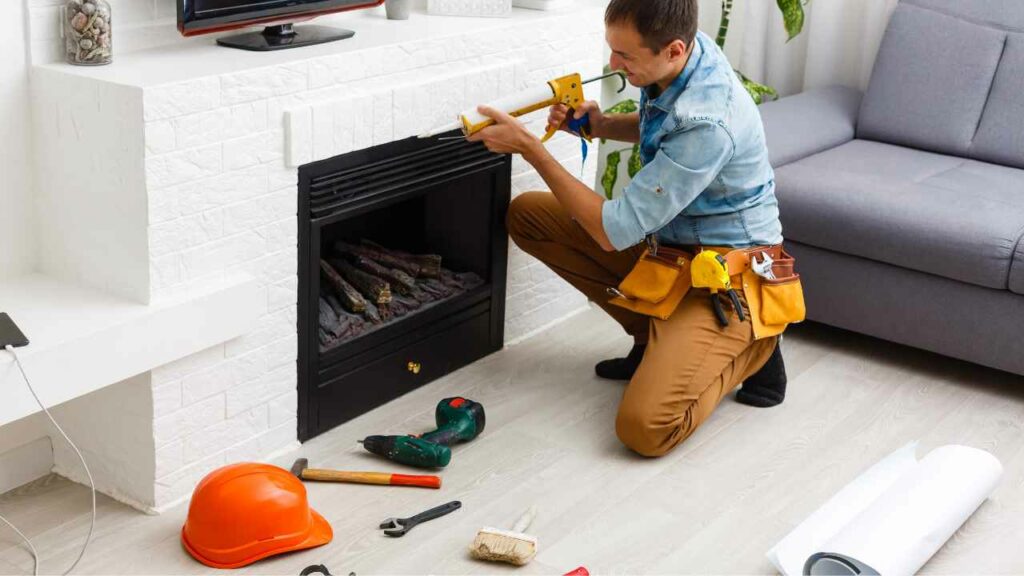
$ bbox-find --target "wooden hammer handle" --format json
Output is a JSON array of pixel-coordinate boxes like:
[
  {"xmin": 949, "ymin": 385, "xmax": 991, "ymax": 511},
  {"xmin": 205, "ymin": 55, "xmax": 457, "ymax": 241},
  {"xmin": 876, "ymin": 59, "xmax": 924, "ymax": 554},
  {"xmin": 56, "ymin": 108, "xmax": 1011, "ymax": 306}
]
[{"xmin": 302, "ymin": 469, "xmax": 441, "ymax": 489}]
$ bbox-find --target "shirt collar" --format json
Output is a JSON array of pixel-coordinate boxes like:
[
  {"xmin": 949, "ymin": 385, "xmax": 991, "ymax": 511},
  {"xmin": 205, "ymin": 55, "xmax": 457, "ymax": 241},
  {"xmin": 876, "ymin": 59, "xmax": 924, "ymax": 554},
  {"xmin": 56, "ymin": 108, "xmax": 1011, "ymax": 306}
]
[{"xmin": 644, "ymin": 34, "xmax": 704, "ymax": 113}]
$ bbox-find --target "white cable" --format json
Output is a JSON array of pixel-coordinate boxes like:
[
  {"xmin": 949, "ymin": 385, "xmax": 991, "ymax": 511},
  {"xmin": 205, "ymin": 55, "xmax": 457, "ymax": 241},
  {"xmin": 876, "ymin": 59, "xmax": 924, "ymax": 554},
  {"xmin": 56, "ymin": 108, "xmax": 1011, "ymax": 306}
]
[{"xmin": 2, "ymin": 345, "xmax": 96, "ymax": 575}]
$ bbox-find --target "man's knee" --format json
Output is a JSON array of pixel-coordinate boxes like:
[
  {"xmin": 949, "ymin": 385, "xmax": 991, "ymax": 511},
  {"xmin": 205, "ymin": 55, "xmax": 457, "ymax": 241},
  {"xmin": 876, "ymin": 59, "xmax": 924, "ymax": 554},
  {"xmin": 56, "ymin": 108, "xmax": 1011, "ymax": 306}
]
[
  {"xmin": 615, "ymin": 401, "xmax": 696, "ymax": 458},
  {"xmin": 506, "ymin": 191, "xmax": 553, "ymax": 243}
]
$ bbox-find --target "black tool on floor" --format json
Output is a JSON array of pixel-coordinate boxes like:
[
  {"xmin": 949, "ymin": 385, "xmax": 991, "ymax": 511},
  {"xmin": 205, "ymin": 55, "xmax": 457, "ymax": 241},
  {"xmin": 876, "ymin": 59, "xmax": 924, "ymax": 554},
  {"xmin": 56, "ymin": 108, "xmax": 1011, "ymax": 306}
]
[
  {"xmin": 379, "ymin": 500, "xmax": 462, "ymax": 537},
  {"xmin": 0, "ymin": 313, "xmax": 30, "ymax": 348},
  {"xmin": 299, "ymin": 565, "xmax": 354, "ymax": 576}
]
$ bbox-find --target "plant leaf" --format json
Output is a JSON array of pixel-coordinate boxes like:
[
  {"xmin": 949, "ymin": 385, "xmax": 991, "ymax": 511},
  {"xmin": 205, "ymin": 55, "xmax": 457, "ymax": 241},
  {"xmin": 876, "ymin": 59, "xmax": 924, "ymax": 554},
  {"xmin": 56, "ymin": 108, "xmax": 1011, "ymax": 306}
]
[
  {"xmin": 776, "ymin": 0, "xmax": 805, "ymax": 41},
  {"xmin": 602, "ymin": 150, "xmax": 621, "ymax": 200},
  {"xmin": 604, "ymin": 99, "xmax": 638, "ymax": 115},
  {"xmin": 627, "ymin": 144, "xmax": 643, "ymax": 179},
  {"xmin": 736, "ymin": 70, "xmax": 779, "ymax": 105}
]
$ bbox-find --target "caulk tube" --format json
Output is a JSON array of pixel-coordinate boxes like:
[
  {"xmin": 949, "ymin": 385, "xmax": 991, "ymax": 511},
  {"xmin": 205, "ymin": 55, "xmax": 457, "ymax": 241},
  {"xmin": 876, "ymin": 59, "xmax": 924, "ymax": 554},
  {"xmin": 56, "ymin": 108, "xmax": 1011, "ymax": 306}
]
[
  {"xmin": 459, "ymin": 84, "xmax": 555, "ymax": 133},
  {"xmin": 420, "ymin": 84, "xmax": 556, "ymax": 138}
]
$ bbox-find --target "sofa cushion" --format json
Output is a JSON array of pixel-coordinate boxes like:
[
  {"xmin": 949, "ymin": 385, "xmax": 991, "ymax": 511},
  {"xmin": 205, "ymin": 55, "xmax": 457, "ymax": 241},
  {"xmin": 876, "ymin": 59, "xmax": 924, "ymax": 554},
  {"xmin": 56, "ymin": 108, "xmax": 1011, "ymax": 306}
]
[
  {"xmin": 903, "ymin": 0, "xmax": 1024, "ymax": 30},
  {"xmin": 970, "ymin": 33, "xmax": 1024, "ymax": 170},
  {"xmin": 774, "ymin": 140, "xmax": 1024, "ymax": 290},
  {"xmin": 858, "ymin": 3, "xmax": 1005, "ymax": 157}
]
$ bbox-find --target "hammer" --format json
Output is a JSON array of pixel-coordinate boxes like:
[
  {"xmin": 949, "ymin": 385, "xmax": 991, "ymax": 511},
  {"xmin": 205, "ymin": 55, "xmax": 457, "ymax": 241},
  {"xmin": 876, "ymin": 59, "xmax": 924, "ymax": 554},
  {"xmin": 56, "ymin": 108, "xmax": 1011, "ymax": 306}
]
[{"xmin": 290, "ymin": 458, "xmax": 441, "ymax": 489}]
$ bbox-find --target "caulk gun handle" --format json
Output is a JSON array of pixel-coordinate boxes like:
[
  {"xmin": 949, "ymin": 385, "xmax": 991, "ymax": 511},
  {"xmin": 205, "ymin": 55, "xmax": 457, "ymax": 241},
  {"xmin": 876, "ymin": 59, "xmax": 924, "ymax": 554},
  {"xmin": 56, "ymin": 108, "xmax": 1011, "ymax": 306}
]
[
  {"xmin": 567, "ymin": 112, "xmax": 592, "ymax": 141},
  {"xmin": 542, "ymin": 112, "xmax": 592, "ymax": 144}
]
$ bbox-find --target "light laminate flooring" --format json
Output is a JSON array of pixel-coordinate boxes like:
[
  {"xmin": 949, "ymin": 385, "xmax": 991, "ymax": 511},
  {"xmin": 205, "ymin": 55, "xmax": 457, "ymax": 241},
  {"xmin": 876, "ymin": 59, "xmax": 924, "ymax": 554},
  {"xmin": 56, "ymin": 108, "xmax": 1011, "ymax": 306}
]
[{"xmin": 3, "ymin": 306, "xmax": 1024, "ymax": 575}]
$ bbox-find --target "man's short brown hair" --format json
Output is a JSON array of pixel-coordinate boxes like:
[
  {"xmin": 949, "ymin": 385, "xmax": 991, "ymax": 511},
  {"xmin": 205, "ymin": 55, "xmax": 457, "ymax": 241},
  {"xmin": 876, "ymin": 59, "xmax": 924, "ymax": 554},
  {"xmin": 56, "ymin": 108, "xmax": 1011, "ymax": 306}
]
[{"xmin": 605, "ymin": 0, "xmax": 699, "ymax": 54}]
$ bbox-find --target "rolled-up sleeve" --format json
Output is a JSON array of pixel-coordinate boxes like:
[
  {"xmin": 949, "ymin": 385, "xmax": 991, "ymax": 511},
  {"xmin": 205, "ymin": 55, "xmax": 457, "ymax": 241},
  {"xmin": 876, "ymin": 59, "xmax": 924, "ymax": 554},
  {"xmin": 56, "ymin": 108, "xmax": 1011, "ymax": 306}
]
[{"xmin": 601, "ymin": 122, "xmax": 734, "ymax": 250}]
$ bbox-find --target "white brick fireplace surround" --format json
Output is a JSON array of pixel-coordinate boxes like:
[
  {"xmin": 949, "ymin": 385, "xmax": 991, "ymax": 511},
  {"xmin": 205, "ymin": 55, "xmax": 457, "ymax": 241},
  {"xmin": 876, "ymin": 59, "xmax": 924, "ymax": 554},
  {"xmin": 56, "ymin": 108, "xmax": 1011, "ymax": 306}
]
[{"xmin": 1, "ymin": 2, "xmax": 606, "ymax": 512}]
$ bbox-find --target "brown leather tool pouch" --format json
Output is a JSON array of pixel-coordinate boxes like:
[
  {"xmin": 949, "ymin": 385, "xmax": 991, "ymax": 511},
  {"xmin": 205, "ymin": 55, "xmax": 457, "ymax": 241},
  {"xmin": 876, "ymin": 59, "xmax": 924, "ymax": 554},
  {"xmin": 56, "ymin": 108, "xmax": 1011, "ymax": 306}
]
[{"xmin": 608, "ymin": 246, "xmax": 691, "ymax": 321}]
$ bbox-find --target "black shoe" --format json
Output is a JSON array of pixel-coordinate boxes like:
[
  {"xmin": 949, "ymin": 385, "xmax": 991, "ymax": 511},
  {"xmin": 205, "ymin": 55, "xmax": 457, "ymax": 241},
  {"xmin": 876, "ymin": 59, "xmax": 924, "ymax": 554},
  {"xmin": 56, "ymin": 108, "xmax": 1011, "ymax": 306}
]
[
  {"xmin": 595, "ymin": 343, "xmax": 647, "ymax": 380},
  {"xmin": 736, "ymin": 342, "xmax": 787, "ymax": 407}
]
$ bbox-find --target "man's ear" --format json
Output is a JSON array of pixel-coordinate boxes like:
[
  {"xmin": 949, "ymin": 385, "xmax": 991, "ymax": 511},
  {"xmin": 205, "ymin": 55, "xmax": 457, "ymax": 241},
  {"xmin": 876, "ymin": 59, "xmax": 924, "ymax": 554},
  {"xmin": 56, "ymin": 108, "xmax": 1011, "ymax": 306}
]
[{"xmin": 666, "ymin": 39, "xmax": 689, "ymax": 63}]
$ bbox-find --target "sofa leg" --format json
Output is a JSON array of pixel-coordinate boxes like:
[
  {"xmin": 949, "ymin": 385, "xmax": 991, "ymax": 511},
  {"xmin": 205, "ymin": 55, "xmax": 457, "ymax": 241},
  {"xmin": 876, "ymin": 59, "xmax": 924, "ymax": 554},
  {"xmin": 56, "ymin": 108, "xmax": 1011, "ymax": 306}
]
[{"xmin": 736, "ymin": 340, "xmax": 787, "ymax": 407}]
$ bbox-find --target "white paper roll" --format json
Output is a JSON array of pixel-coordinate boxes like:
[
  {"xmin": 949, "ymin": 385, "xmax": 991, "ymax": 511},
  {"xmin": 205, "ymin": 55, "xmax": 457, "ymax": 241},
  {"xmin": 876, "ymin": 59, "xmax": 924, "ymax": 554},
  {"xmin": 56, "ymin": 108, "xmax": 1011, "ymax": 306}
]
[
  {"xmin": 768, "ymin": 443, "xmax": 1003, "ymax": 576},
  {"xmin": 460, "ymin": 84, "xmax": 555, "ymax": 128}
]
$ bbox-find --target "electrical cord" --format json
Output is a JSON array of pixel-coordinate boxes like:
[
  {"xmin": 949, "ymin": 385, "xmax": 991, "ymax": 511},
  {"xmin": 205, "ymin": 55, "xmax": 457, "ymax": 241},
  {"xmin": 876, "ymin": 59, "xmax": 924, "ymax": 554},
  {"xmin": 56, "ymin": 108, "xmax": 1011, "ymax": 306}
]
[{"xmin": 1, "ymin": 345, "xmax": 96, "ymax": 575}]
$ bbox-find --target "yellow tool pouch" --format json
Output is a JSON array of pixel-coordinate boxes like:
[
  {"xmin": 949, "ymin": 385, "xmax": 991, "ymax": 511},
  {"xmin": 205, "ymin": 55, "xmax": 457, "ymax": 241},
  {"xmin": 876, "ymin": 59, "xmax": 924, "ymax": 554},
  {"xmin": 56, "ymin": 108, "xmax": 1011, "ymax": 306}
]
[
  {"xmin": 608, "ymin": 247, "xmax": 691, "ymax": 321},
  {"xmin": 740, "ymin": 247, "xmax": 806, "ymax": 339}
]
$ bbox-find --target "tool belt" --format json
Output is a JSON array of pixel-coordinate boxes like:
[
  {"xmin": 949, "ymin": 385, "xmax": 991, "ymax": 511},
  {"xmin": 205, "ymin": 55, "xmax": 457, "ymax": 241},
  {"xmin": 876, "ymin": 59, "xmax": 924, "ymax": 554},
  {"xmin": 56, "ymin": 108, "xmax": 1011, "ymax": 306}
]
[{"xmin": 607, "ymin": 243, "xmax": 806, "ymax": 339}]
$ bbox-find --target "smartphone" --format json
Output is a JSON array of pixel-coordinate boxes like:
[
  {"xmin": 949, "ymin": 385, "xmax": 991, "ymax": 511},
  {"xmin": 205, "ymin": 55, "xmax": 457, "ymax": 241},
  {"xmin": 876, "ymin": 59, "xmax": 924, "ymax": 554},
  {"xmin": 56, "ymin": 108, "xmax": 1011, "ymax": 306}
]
[{"xmin": 0, "ymin": 313, "xmax": 29, "ymax": 348}]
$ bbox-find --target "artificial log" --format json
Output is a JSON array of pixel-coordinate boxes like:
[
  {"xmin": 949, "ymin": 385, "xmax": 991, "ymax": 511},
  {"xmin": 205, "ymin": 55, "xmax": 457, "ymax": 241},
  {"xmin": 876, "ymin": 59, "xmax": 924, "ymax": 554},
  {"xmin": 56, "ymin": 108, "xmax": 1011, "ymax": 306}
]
[
  {"xmin": 318, "ymin": 298, "xmax": 344, "ymax": 338},
  {"xmin": 393, "ymin": 293, "xmax": 422, "ymax": 312},
  {"xmin": 420, "ymin": 278, "xmax": 456, "ymax": 300},
  {"xmin": 332, "ymin": 259, "xmax": 392, "ymax": 304},
  {"xmin": 320, "ymin": 260, "xmax": 367, "ymax": 313},
  {"xmin": 363, "ymin": 301, "xmax": 383, "ymax": 324},
  {"xmin": 362, "ymin": 239, "xmax": 442, "ymax": 278},
  {"xmin": 389, "ymin": 298, "xmax": 412, "ymax": 318},
  {"xmin": 345, "ymin": 254, "xmax": 417, "ymax": 296},
  {"xmin": 334, "ymin": 240, "xmax": 421, "ymax": 278}
]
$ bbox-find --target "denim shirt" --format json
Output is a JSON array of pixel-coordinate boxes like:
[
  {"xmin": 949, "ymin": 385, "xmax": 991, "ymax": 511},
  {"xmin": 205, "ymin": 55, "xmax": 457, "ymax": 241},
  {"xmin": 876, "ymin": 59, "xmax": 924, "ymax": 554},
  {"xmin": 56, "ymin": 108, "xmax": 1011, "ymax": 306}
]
[{"xmin": 601, "ymin": 30, "xmax": 783, "ymax": 250}]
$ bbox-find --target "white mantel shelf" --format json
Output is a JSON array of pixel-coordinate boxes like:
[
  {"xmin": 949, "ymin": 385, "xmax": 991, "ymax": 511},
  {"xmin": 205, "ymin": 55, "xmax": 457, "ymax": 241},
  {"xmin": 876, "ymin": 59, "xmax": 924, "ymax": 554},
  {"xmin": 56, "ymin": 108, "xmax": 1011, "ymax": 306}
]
[
  {"xmin": 0, "ymin": 274, "xmax": 260, "ymax": 427},
  {"xmin": 34, "ymin": 1, "xmax": 605, "ymax": 88}
]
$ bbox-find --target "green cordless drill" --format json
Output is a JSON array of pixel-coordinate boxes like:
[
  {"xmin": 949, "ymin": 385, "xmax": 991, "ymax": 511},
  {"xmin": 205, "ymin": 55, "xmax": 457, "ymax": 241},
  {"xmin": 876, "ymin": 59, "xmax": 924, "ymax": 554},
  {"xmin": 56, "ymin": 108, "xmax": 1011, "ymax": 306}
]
[{"xmin": 358, "ymin": 397, "xmax": 485, "ymax": 469}]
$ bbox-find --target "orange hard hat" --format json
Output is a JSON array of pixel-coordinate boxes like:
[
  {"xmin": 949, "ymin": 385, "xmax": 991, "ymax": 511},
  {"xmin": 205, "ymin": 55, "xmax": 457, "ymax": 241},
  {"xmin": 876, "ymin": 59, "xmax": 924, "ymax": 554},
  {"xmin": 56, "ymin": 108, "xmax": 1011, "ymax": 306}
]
[{"xmin": 181, "ymin": 462, "xmax": 332, "ymax": 569}]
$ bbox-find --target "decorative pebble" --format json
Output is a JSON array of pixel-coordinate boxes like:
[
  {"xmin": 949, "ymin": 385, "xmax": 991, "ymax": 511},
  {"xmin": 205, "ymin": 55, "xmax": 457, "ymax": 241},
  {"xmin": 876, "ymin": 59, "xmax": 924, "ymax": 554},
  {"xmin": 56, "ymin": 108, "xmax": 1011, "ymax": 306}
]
[
  {"xmin": 71, "ymin": 12, "xmax": 88, "ymax": 31},
  {"xmin": 79, "ymin": 38, "xmax": 94, "ymax": 49},
  {"xmin": 82, "ymin": 2, "xmax": 96, "ymax": 15}
]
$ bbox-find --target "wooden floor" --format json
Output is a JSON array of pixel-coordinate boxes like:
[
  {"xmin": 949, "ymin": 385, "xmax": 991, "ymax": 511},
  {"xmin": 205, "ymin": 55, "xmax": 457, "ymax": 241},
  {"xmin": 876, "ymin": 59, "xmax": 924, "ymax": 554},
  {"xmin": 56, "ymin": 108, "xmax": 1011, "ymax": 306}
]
[{"xmin": 3, "ymin": 306, "xmax": 1024, "ymax": 575}]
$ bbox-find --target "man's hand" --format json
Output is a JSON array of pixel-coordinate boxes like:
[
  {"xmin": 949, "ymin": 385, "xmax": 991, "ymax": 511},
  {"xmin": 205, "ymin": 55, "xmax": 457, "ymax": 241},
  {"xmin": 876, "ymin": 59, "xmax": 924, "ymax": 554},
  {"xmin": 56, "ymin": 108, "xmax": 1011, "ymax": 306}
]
[
  {"xmin": 467, "ymin": 106, "xmax": 543, "ymax": 159},
  {"xmin": 547, "ymin": 100, "xmax": 604, "ymax": 139}
]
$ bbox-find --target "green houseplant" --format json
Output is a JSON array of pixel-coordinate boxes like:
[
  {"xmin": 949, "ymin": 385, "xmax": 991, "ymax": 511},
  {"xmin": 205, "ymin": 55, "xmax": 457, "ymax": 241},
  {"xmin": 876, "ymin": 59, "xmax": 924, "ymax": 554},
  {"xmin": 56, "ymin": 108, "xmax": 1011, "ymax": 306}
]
[{"xmin": 600, "ymin": 0, "xmax": 808, "ymax": 199}]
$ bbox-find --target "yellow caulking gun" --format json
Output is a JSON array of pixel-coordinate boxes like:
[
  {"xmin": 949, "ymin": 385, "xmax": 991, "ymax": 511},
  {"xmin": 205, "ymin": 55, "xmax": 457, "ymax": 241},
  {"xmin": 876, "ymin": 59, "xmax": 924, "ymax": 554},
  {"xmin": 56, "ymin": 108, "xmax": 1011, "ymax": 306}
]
[{"xmin": 419, "ymin": 70, "xmax": 626, "ymax": 143}]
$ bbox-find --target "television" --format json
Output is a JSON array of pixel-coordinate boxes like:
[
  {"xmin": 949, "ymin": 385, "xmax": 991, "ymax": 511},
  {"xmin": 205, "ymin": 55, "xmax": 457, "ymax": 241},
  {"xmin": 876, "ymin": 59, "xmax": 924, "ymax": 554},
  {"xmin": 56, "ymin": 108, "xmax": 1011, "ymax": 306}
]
[{"xmin": 178, "ymin": 0, "xmax": 385, "ymax": 51}]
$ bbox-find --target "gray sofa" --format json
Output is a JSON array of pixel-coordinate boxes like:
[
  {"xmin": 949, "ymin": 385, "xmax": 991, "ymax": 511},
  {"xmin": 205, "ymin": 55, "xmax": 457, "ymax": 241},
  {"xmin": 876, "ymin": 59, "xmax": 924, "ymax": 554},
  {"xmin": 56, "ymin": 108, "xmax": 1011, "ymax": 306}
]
[{"xmin": 759, "ymin": 0, "xmax": 1024, "ymax": 377}]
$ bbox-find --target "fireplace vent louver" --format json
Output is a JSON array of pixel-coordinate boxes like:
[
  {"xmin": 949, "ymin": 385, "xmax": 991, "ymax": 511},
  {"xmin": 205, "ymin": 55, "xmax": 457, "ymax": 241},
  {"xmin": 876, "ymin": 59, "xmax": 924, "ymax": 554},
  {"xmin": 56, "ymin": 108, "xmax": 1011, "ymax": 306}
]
[{"xmin": 308, "ymin": 138, "xmax": 503, "ymax": 220}]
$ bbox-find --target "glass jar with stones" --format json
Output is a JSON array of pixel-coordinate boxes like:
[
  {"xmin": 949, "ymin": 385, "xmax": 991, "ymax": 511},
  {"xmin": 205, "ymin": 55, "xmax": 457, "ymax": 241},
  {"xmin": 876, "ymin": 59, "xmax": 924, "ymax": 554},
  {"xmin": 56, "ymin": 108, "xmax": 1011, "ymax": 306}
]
[{"xmin": 61, "ymin": 0, "xmax": 112, "ymax": 66}]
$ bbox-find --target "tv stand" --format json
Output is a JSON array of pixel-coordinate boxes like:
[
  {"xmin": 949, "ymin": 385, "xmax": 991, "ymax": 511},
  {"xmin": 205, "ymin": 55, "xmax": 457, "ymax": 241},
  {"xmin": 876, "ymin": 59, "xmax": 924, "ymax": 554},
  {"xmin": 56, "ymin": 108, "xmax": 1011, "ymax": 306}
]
[{"xmin": 216, "ymin": 23, "xmax": 355, "ymax": 51}]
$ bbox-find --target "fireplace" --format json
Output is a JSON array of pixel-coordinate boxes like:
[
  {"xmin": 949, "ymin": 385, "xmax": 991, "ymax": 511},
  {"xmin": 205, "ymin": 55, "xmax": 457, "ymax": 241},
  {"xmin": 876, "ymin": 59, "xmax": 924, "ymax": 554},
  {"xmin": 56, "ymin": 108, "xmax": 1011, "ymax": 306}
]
[{"xmin": 297, "ymin": 135, "xmax": 511, "ymax": 441}]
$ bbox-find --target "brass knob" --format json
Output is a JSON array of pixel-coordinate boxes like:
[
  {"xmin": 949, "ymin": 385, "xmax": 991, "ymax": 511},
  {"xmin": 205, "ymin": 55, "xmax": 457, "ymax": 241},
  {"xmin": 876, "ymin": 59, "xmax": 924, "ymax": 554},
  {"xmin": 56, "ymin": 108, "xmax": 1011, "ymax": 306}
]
[{"xmin": 407, "ymin": 361, "xmax": 421, "ymax": 374}]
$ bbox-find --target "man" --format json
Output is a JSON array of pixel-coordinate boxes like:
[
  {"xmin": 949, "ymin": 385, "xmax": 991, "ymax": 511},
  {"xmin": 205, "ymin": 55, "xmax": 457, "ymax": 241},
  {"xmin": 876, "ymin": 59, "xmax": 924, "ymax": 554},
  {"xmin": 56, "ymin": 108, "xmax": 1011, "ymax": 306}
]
[{"xmin": 469, "ymin": 0, "xmax": 788, "ymax": 457}]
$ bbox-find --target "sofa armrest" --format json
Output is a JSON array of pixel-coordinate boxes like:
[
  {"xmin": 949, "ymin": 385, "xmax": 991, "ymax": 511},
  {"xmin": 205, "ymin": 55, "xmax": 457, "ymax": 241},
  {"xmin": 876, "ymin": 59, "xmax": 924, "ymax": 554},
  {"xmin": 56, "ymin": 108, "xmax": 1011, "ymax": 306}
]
[{"xmin": 759, "ymin": 86, "xmax": 863, "ymax": 168}]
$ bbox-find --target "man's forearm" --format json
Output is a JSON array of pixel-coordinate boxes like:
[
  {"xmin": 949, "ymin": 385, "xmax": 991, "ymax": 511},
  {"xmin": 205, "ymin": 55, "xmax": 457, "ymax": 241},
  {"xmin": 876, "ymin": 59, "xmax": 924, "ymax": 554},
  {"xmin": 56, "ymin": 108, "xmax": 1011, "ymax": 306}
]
[
  {"xmin": 595, "ymin": 112, "xmax": 641, "ymax": 144},
  {"xmin": 524, "ymin": 144, "xmax": 615, "ymax": 251}
]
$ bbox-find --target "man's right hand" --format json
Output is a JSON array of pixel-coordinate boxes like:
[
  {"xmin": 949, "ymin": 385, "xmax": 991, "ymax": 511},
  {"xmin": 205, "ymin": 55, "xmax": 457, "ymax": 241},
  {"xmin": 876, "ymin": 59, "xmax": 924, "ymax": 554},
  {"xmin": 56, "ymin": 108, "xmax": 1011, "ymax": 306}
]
[{"xmin": 548, "ymin": 100, "xmax": 605, "ymax": 139}]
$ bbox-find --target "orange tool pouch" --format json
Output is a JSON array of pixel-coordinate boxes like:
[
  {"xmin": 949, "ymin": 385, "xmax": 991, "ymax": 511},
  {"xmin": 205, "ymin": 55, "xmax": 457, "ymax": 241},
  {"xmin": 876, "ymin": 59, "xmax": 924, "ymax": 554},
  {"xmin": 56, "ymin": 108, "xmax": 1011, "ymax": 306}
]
[
  {"xmin": 608, "ymin": 244, "xmax": 806, "ymax": 337},
  {"xmin": 607, "ymin": 245, "xmax": 692, "ymax": 321}
]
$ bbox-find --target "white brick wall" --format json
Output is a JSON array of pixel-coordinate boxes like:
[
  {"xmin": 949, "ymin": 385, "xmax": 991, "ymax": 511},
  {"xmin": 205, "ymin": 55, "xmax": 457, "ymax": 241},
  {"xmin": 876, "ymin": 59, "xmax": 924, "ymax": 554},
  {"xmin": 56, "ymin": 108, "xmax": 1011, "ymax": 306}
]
[{"xmin": 30, "ymin": 6, "xmax": 606, "ymax": 510}]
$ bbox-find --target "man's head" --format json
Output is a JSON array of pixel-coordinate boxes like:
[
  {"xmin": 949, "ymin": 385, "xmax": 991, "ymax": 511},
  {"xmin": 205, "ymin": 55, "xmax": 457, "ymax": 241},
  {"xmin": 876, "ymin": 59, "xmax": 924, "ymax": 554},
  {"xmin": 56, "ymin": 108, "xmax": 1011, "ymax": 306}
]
[{"xmin": 605, "ymin": 0, "xmax": 698, "ymax": 89}]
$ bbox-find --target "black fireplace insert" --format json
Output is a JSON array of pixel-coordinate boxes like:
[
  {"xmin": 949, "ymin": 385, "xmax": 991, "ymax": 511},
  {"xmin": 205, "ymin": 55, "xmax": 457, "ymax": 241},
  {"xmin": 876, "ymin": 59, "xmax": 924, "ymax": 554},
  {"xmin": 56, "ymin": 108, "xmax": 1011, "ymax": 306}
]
[{"xmin": 297, "ymin": 135, "xmax": 511, "ymax": 441}]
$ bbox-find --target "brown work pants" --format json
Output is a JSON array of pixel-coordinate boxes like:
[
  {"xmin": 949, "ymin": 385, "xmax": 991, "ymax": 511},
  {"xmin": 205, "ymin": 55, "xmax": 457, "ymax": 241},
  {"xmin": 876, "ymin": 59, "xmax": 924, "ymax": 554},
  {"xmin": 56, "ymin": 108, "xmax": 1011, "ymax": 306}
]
[{"xmin": 507, "ymin": 192, "xmax": 777, "ymax": 457}]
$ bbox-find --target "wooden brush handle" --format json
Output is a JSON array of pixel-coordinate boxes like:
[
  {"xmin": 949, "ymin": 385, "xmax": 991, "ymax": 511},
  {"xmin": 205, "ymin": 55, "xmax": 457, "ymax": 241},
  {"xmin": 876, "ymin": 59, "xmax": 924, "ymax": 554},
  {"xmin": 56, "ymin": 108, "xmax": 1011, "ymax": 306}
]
[{"xmin": 302, "ymin": 469, "xmax": 441, "ymax": 489}]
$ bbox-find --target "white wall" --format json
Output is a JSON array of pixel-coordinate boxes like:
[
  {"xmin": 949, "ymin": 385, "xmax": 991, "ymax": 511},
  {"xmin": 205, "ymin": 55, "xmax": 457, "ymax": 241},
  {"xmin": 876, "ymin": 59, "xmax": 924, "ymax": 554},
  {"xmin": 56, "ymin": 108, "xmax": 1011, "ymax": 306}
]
[{"xmin": 1, "ymin": 0, "xmax": 35, "ymax": 279}]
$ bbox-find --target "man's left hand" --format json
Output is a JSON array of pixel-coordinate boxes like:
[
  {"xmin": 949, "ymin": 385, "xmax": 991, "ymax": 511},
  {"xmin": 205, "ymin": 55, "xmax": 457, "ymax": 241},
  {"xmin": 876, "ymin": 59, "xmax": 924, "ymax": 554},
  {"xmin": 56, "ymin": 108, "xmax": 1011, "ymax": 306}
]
[{"xmin": 467, "ymin": 105, "xmax": 542, "ymax": 159}]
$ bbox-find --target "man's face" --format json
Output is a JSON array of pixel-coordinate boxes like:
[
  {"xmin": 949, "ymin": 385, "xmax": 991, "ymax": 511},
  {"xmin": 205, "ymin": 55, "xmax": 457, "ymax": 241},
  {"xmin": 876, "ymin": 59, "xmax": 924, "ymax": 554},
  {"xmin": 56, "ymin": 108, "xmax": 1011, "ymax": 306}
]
[{"xmin": 606, "ymin": 21, "xmax": 688, "ymax": 88}]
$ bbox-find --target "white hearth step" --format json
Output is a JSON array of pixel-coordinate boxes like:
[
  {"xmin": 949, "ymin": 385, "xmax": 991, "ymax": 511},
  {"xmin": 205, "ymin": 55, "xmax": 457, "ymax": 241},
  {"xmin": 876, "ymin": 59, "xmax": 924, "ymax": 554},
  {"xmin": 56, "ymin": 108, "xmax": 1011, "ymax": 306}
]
[{"xmin": 0, "ymin": 274, "xmax": 260, "ymax": 427}]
